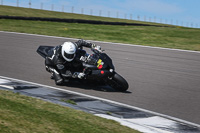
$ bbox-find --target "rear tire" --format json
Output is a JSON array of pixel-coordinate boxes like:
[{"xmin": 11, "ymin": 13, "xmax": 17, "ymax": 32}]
[{"xmin": 107, "ymin": 73, "xmax": 129, "ymax": 92}]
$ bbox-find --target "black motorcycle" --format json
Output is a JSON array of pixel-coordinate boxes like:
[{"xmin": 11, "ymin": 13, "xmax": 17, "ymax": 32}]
[{"xmin": 37, "ymin": 46, "xmax": 129, "ymax": 92}]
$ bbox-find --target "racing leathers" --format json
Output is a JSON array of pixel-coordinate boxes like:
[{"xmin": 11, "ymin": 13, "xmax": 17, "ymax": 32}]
[{"xmin": 45, "ymin": 39, "xmax": 99, "ymax": 85}]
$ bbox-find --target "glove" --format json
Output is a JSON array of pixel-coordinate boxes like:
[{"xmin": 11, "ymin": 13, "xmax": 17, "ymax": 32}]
[
  {"xmin": 94, "ymin": 45, "xmax": 101, "ymax": 52},
  {"xmin": 91, "ymin": 43, "xmax": 102, "ymax": 52},
  {"xmin": 72, "ymin": 72, "xmax": 85, "ymax": 79},
  {"xmin": 78, "ymin": 73, "xmax": 85, "ymax": 79}
]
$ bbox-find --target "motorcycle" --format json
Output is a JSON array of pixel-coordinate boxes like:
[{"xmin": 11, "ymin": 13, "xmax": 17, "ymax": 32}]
[{"xmin": 37, "ymin": 45, "xmax": 129, "ymax": 92}]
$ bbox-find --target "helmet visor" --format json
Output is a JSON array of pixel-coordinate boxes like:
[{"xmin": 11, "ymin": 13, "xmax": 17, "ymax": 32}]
[{"xmin": 64, "ymin": 52, "xmax": 75, "ymax": 59}]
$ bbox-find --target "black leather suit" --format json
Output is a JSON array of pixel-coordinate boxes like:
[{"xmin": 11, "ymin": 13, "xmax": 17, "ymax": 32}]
[{"xmin": 45, "ymin": 39, "xmax": 93, "ymax": 84}]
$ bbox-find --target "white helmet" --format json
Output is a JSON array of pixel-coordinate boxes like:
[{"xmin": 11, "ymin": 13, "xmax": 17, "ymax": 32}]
[{"xmin": 61, "ymin": 42, "xmax": 76, "ymax": 62}]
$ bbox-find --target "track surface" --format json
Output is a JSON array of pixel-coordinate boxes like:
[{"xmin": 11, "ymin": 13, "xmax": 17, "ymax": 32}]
[{"xmin": 1, "ymin": 31, "xmax": 200, "ymax": 124}]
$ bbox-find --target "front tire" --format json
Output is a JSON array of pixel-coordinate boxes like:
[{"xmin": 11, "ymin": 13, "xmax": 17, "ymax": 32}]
[{"xmin": 107, "ymin": 73, "xmax": 129, "ymax": 92}]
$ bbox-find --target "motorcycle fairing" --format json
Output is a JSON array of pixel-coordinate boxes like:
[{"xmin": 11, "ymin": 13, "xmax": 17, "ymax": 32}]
[{"xmin": 37, "ymin": 46, "xmax": 54, "ymax": 58}]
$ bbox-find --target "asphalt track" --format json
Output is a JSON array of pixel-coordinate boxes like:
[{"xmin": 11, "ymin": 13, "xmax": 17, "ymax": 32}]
[{"xmin": 1, "ymin": 31, "xmax": 200, "ymax": 125}]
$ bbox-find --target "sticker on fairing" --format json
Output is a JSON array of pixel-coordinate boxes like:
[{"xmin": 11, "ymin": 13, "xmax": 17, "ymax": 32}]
[{"xmin": 97, "ymin": 59, "xmax": 104, "ymax": 67}]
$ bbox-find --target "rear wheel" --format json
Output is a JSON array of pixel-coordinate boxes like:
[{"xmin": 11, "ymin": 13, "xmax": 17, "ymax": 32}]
[{"xmin": 107, "ymin": 73, "xmax": 129, "ymax": 92}]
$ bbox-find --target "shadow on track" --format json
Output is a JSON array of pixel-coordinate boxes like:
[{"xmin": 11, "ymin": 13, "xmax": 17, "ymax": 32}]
[{"xmin": 57, "ymin": 79, "xmax": 132, "ymax": 94}]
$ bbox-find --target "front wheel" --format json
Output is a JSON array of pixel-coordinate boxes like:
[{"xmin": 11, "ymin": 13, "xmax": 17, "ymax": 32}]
[{"xmin": 107, "ymin": 73, "xmax": 129, "ymax": 92}]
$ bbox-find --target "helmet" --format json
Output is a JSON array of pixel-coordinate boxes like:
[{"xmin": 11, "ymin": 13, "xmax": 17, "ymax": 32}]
[{"xmin": 61, "ymin": 42, "xmax": 76, "ymax": 62}]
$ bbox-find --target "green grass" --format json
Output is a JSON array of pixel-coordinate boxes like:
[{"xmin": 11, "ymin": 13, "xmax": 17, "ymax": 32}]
[
  {"xmin": 62, "ymin": 99, "xmax": 77, "ymax": 105},
  {"xmin": 0, "ymin": 5, "xmax": 171, "ymax": 27},
  {"xmin": 0, "ymin": 5, "xmax": 200, "ymax": 51},
  {"xmin": 1, "ymin": 19, "xmax": 200, "ymax": 51},
  {"xmin": 0, "ymin": 90, "xmax": 139, "ymax": 133}
]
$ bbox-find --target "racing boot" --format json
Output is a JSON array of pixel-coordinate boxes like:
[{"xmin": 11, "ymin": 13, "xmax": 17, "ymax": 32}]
[{"xmin": 52, "ymin": 70, "xmax": 64, "ymax": 85}]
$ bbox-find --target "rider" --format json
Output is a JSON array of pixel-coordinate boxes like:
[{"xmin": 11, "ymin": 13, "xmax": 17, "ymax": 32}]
[{"xmin": 45, "ymin": 39, "xmax": 101, "ymax": 85}]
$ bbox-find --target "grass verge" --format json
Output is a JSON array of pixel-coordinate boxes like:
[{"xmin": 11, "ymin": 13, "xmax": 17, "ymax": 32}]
[
  {"xmin": 0, "ymin": 19, "xmax": 200, "ymax": 51},
  {"xmin": 0, "ymin": 5, "xmax": 170, "ymax": 27},
  {"xmin": 0, "ymin": 90, "xmax": 140, "ymax": 133}
]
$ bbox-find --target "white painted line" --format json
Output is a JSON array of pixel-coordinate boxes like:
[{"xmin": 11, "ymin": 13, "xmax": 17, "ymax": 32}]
[
  {"xmin": 0, "ymin": 85, "xmax": 14, "ymax": 90},
  {"xmin": 96, "ymin": 114, "xmax": 173, "ymax": 133},
  {"xmin": 0, "ymin": 79, "xmax": 14, "ymax": 89},
  {"xmin": 0, "ymin": 75, "xmax": 200, "ymax": 128},
  {"xmin": 0, "ymin": 30, "xmax": 78, "ymax": 40},
  {"xmin": 0, "ymin": 78, "xmax": 12, "ymax": 84},
  {"xmin": 1, "ymin": 31, "xmax": 200, "ymax": 54}
]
